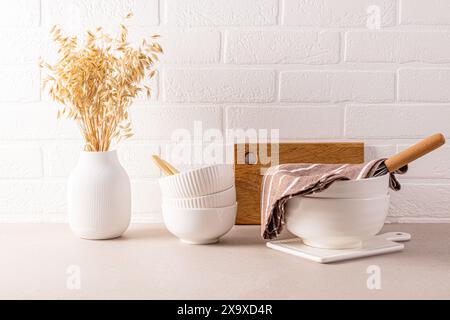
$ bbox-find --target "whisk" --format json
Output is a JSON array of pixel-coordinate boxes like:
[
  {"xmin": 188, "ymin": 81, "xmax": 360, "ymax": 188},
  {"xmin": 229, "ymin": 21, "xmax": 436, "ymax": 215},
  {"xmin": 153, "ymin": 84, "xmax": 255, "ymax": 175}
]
[{"xmin": 373, "ymin": 133, "xmax": 446, "ymax": 177}]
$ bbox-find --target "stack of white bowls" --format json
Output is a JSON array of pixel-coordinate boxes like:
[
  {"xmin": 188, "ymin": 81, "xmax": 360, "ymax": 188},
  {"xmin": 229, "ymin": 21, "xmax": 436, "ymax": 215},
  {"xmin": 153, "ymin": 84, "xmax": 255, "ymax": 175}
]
[
  {"xmin": 159, "ymin": 164, "xmax": 237, "ymax": 244},
  {"xmin": 285, "ymin": 174, "xmax": 390, "ymax": 249}
]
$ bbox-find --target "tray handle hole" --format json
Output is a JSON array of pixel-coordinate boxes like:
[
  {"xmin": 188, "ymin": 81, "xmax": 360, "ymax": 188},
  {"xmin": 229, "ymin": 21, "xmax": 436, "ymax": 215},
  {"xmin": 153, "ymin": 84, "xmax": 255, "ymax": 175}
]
[{"xmin": 245, "ymin": 152, "xmax": 258, "ymax": 165}]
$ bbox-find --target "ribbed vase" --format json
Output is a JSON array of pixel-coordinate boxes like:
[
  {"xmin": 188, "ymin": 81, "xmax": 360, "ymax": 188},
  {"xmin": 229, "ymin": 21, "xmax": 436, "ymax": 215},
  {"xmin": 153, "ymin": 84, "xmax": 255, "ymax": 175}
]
[{"xmin": 67, "ymin": 150, "xmax": 131, "ymax": 240}]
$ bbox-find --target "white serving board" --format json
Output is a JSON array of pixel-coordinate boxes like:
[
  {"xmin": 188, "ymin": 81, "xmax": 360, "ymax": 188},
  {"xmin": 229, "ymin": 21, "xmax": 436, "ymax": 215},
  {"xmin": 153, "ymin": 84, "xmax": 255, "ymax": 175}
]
[{"xmin": 267, "ymin": 232, "xmax": 411, "ymax": 263}]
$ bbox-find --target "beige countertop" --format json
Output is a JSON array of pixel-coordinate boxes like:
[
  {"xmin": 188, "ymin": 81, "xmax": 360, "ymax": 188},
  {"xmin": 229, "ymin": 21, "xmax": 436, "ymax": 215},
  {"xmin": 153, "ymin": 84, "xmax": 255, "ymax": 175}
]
[{"xmin": 0, "ymin": 223, "xmax": 449, "ymax": 300}]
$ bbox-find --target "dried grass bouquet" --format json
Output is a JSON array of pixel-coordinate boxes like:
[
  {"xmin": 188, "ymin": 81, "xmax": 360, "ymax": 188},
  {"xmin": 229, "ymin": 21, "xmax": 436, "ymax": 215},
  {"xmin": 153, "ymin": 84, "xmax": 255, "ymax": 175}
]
[{"xmin": 40, "ymin": 14, "xmax": 162, "ymax": 152}]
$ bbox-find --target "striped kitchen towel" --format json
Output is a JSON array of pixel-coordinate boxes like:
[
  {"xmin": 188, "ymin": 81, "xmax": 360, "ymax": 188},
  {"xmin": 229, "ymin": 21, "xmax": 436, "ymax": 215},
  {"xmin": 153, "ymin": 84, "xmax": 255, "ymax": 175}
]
[{"xmin": 261, "ymin": 159, "xmax": 407, "ymax": 240}]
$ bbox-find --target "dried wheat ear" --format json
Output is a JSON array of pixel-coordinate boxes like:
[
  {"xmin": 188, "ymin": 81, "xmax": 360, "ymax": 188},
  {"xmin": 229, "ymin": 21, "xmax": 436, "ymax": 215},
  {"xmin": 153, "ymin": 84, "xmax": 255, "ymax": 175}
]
[{"xmin": 40, "ymin": 12, "xmax": 163, "ymax": 152}]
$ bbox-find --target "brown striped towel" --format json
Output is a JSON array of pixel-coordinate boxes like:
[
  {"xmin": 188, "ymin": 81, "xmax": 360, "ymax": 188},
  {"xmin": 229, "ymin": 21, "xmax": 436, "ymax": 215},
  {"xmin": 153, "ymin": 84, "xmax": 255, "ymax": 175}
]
[{"xmin": 261, "ymin": 159, "xmax": 407, "ymax": 240}]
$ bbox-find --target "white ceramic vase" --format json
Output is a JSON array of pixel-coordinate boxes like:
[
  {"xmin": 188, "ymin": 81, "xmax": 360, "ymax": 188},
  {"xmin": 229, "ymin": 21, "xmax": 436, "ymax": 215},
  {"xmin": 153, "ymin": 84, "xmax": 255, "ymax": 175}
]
[{"xmin": 68, "ymin": 150, "xmax": 131, "ymax": 240}]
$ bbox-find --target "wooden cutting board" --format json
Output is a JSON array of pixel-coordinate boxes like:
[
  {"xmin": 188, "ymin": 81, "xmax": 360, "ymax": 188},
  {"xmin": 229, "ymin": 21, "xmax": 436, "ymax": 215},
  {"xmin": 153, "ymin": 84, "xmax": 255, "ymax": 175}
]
[{"xmin": 234, "ymin": 142, "xmax": 364, "ymax": 225}]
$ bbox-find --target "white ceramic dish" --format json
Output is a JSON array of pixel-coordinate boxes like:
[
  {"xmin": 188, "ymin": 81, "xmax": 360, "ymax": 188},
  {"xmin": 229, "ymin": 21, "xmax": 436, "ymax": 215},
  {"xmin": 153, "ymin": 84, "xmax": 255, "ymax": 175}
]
[
  {"xmin": 267, "ymin": 232, "xmax": 411, "ymax": 263},
  {"xmin": 162, "ymin": 203, "xmax": 237, "ymax": 245},
  {"xmin": 304, "ymin": 174, "xmax": 389, "ymax": 199},
  {"xmin": 159, "ymin": 164, "xmax": 234, "ymax": 198},
  {"xmin": 285, "ymin": 195, "xmax": 390, "ymax": 249},
  {"xmin": 162, "ymin": 185, "xmax": 236, "ymax": 209}
]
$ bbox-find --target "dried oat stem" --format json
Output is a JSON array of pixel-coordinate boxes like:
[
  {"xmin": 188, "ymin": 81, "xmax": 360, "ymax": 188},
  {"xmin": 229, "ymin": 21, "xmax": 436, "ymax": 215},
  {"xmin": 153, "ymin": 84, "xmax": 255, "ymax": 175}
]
[{"xmin": 40, "ymin": 16, "xmax": 162, "ymax": 151}]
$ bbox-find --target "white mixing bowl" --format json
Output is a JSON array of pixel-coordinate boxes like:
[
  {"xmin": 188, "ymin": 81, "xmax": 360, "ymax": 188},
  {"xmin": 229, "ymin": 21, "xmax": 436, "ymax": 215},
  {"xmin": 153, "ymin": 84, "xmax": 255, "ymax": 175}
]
[
  {"xmin": 285, "ymin": 195, "xmax": 390, "ymax": 249},
  {"xmin": 162, "ymin": 203, "xmax": 237, "ymax": 244},
  {"xmin": 304, "ymin": 174, "xmax": 389, "ymax": 199}
]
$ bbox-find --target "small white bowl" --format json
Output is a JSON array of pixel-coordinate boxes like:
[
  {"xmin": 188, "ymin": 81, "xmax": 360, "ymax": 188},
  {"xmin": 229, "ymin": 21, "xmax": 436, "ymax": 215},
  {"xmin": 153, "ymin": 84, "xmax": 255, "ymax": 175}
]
[
  {"xmin": 304, "ymin": 174, "xmax": 389, "ymax": 199},
  {"xmin": 162, "ymin": 203, "xmax": 237, "ymax": 245},
  {"xmin": 162, "ymin": 185, "xmax": 236, "ymax": 209},
  {"xmin": 159, "ymin": 164, "xmax": 234, "ymax": 198},
  {"xmin": 285, "ymin": 195, "xmax": 390, "ymax": 249}
]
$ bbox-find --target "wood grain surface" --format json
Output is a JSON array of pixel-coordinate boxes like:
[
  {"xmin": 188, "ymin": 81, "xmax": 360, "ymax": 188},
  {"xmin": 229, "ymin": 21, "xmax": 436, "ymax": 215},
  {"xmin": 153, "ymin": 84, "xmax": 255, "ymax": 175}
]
[{"xmin": 234, "ymin": 142, "xmax": 364, "ymax": 225}]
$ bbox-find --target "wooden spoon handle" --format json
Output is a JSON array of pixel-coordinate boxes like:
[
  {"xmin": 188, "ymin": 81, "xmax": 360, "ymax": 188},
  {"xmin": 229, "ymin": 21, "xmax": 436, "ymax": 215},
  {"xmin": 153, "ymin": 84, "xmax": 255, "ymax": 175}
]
[
  {"xmin": 151, "ymin": 155, "xmax": 174, "ymax": 176},
  {"xmin": 384, "ymin": 133, "xmax": 446, "ymax": 172},
  {"xmin": 162, "ymin": 159, "xmax": 179, "ymax": 174}
]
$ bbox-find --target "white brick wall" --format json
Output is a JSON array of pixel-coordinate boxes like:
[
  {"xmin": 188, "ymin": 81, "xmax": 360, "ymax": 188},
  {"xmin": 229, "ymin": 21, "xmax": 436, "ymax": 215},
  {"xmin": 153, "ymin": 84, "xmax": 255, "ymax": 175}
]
[
  {"xmin": 225, "ymin": 31, "xmax": 340, "ymax": 64},
  {"xmin": 282, "ymin": 0, "xmax": 396, "ymax": 27},
  {"xmin": 226, "ymin": 106, "xmax": 343, "ymax": 139},
  {"xmin": 280, "ymin": 71, "xmax": 395, "ymax": 103},
  {"xmin": 398, "ymin": 69, "xmax": 450, "ymax": 102},
  {"xmin": 164, "ymin": 0, "xmax": 278, "ymax": 26},
  {"xmin": 0, "ymin": 67, "xmax": 40, "ymax": 102},
  {"xmin": 400, "ymin": 0, "xmax": 450, "ymax": 25},
  {"xmin": 390, "ymin": 184, "xmax": 450, "ymax": 220},
  {"xmin": 0, "ymin": 0, "xmax": 40, "ymax": 27},
  {"xmin": 155, "ymin": 30, "xmax": 221, "ymax": 64},
  {"xmin": 0, "ymin": 0, "xmax": 449, "ymax": 223},
  {"xmin": 130, "ymin": 106, "xmax": 223, "ymax": 139},
  {"xmin": 0, "ymin": 145, "xmax": 42, "ymax": 178},
  {"xmin": 0, "ymin": 29, "xmax": 49, "ymax": 64},
  {"xmin": 164, "ymin": 69, "xmax": 276, "ymax": 103},
  {"xmin": 345, "ymin": 32, "xmax": 450, "ymax": 63},
  {"xmin": 42, "ymin": 0, "xmax": 159, "ymax": 30},
  {"xmin": 345, "ymin": 105, "xmax": 450, "ymax": 138}
]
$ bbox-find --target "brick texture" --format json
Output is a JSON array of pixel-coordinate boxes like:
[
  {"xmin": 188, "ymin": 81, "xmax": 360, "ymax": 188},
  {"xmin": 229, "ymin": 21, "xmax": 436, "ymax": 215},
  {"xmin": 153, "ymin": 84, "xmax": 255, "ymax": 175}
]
[
  {"xmin": 280, "ymin": 71, "xmax": 395, "ymax": 103},
  {"xmin": 225, "ymin": 31, "xmax": 340, "ymax": 64},
  {"xmin": 283, "ymin": 0, "xmax": 396, "ymax": 27},
  {"xmin": 164, "ymin": 0, "xmax": 278, "ymax": 26}
]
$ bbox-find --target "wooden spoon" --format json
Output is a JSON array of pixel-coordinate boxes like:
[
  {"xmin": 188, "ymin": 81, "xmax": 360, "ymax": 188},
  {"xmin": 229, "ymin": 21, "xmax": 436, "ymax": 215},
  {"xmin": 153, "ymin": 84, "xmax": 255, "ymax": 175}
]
[
  {"xmin": 151, "ymin": 155, "xmax": 179, "ymax": 176},
  {"xmin": 161, "ymin": 158, "xmax": 179, "ymax": 175}
]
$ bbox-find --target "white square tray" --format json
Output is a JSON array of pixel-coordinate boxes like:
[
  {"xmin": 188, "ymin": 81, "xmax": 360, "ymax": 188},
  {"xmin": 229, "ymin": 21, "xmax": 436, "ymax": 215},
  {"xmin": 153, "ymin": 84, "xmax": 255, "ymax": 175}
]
[{"xmin": 267, "ymin": 232, "xmax": 411, "ymax": 263}]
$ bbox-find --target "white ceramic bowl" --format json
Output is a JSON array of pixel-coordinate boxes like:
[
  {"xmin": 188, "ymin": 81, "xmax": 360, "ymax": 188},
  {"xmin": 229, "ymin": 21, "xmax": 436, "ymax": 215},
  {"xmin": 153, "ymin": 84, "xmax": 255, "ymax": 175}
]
[
  {"xmin": 304, "ymin": 174, "xmax": 389, "ymax": 199},
  {"xmin": 162, "ymin": 185, "xmax": 236, "ymax": 209},
  {"xmin": 162, "ymin": 203, "xmax": 237, "ymax": 244},
  {"xmin": 285, "ymin": 195, "xmax": 390, "ymax": 249},
  {"xmin": 159, "ymin": 164, "xmax": 234, "ymax": 198}
]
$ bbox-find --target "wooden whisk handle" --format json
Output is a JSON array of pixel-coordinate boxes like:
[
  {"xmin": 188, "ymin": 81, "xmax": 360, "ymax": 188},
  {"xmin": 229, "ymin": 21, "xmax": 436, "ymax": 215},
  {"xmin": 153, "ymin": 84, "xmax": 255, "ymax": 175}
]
[{"xmin": 384, "ymin": 133, "xmax": 446, "ymax": 172}]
